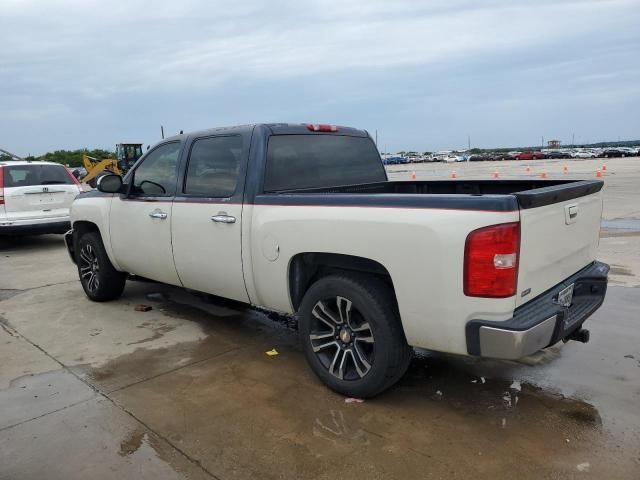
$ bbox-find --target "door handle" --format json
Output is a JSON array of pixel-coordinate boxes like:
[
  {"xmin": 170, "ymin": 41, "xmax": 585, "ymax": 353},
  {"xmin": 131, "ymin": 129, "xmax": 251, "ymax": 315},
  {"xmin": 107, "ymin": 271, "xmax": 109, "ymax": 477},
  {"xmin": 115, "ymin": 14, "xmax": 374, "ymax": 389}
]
[
  {"xmin": 211, "ymin": 214, "xmax": 236, "ymax": 224},
  {"xmin": 149, "ymin": 211, "xmax": 168, "ymax": 219},
  {"xmin": 565, "ymin": 204, "xmax": 578, "ymax": 224}
]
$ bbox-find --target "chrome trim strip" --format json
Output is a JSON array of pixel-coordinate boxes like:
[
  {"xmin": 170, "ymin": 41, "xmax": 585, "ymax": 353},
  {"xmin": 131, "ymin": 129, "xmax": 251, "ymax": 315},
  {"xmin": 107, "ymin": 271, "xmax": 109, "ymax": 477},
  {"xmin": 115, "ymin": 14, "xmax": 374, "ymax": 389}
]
[{"xmin": 479, "ymin": 315, "xmax": 557, "ymax": 359}]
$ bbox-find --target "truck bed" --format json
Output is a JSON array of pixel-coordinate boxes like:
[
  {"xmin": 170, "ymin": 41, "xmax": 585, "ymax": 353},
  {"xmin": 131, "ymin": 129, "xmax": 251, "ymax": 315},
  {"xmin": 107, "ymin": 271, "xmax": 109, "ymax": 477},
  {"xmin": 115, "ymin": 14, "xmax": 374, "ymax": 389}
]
[
  {"xmin": 259, "ymin": 179, "xmax": 604, "ymax": 211},
  {"xmin": 257, "ymin": 178, "xmax": 605, "ymax": 312}
]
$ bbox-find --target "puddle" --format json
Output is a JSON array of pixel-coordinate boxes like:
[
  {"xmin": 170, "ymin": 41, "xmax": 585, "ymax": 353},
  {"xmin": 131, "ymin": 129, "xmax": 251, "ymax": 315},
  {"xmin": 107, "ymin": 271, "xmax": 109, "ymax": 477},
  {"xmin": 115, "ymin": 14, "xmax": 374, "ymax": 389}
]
[
  {"xmin": 399, "ymin": 351, "xmax": 603, "ymax": 430},
  {"xmin": 119, "ymin": 429, "xmax": 147, "ymax": 456}
]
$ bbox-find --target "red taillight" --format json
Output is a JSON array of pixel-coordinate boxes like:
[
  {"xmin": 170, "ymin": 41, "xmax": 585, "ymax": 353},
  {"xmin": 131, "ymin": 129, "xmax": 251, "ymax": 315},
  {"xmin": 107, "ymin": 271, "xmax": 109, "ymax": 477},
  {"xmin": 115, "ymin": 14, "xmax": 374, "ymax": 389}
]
[
  {"xmin": 306, "ymin": 123, "xmax": 338, "ymax": 132},
  {"xmin": 0, "ymin": 167, "xmax": 4, "ymax": 205},
  {"xmin": 464, "ymin": 222, "xmax": 520, "ymax": 298}
]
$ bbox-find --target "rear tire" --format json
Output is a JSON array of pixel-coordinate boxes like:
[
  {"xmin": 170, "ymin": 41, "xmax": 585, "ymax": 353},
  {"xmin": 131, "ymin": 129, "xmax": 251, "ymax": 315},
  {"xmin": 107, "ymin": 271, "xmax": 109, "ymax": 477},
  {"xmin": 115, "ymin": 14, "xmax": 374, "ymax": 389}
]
[
  {"xmin": 298, "ymin": 274, "xmax": 412, "ymax": 398},
  {"xmin": 76, "ymin": 231, "xmax": 126, "ymax": 301}
]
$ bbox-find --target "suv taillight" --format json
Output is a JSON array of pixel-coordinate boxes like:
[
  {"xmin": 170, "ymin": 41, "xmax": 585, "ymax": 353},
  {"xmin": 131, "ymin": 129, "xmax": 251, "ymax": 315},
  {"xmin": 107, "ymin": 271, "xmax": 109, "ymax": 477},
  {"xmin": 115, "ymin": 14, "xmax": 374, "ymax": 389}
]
[
  {"xmin": 0, "ymin": 167, "xmax": 4, "ymax": 205},
  {"xmin": 464, "ymin": 222, "xmax": 520, "ymax": 298}
]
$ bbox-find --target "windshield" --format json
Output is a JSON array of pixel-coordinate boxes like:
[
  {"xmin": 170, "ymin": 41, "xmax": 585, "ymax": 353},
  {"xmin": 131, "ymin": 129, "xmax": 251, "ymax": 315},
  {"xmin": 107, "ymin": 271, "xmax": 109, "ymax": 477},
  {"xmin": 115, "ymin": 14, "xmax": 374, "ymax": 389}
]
[{"xmin": 264, "ymin": 135, "xmax": 386, "ymax": 192}]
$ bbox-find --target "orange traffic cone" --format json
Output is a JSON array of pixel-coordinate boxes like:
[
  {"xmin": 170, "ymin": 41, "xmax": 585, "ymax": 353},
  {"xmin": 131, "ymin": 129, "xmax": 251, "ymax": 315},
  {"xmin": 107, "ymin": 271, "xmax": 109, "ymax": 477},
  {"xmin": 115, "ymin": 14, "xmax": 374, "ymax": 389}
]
[
  {"xmin": 493, "ymin": 170, "xmax": 500, "ymax": 179},
  {"xmin": 540, "ymin": 170, "xmax": 548, "ymax": 179},
  {"xmin": 596, "ymin": 169, "xmax": 602, "ymax": 178},
  {"xmin": 450, "ymin": 170, "xmax": 457, "ymax": 179},
  {"xmin": 563, "ymin": 165, "xmax": 568, "ymax": 174},
  {"xmin": 411, "ymin": 171, "xmax": 416, "ymax": 180},
  {"xmin": 602, "ymin": 164, "xmax": 607, "ymax": 171}
]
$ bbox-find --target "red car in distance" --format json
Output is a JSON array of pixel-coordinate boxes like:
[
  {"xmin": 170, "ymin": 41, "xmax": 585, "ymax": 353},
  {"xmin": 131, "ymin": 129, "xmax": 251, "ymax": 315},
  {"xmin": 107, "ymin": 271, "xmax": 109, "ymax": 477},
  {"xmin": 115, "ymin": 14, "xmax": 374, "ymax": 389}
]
[{"xmin": 515, "ymin": 151, "xmax": 546, "ymax": 160}]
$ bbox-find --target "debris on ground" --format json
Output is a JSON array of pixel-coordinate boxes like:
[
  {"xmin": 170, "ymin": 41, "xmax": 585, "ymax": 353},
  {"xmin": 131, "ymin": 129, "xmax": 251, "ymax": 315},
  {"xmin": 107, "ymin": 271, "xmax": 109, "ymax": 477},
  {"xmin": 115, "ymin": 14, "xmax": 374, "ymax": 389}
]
[
  {"xmin": 576, "ymin": 462, "xmax": 591, "ymax": 472},
  {"xmin": 345, "ymin": 397, "xmax": 365, "ymax": 404},
  {"xmin": 134, "ymin": 304, "xmax": 153, "ymax": 312},
  {"xmin": 265, "ymin": 348, "xmax": 279, "ymax": 356}
]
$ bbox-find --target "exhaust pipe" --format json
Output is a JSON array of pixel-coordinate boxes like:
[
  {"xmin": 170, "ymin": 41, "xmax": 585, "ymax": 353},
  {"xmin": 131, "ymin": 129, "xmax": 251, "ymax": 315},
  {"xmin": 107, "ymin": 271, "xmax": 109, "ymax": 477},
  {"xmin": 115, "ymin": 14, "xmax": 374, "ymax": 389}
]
[{"xmin": 563, "ymin": 328, "xmax": 590, "ymax": 344}]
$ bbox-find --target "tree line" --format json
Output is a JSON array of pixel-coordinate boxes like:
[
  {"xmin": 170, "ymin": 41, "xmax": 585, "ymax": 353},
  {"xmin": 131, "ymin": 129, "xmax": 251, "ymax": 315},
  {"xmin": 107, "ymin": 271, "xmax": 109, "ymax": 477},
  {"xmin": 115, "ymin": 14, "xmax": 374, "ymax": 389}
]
[{"xmin": 0, "ymin": 149, "xmax": 115, "ymax": 168}]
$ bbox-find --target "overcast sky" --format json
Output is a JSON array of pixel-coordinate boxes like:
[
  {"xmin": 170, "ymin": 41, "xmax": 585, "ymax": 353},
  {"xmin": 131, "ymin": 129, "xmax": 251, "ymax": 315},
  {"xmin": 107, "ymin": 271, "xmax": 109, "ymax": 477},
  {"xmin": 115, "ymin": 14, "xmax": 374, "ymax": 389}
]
[{"xmin": 1, "ymin": 0, "xmax": 638, "ymax": 155}]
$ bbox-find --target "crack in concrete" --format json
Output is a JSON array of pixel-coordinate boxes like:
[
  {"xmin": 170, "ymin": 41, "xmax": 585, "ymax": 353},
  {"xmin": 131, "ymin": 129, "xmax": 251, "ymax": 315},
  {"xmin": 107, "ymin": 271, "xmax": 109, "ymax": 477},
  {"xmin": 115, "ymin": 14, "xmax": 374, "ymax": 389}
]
[
  {"xmin": 0, "ymin": 397, "xmax": 96, "ymax": 433},
  {"xmin": 0, "ymin": 280, "xmax": 79, "ymax": 303},
  {"xmin": 0, "ymin": 321, "xmax": 222, "ymax": 480},
  {"xmin": 106, "ymin": 345, "xmax": 245, "ymax": 395}
]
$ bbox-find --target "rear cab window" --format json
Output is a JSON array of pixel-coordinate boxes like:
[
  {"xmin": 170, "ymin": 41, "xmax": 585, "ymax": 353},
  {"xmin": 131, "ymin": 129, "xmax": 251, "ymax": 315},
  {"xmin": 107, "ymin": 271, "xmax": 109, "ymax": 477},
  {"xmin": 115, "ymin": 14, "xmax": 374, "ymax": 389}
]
[
  {"xmin": 3, "ymin": 164, "xmax": 74, "ymax": 187},
  {"xmin": 263, "ymin": 135, "xmax": 386, "ymax": 192}
]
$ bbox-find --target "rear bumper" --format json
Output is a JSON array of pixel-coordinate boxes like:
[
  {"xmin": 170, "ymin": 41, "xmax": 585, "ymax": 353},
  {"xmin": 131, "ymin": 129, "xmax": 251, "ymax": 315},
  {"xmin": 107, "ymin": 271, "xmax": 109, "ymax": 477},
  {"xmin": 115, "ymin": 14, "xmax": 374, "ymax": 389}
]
[
  {"xmin": 0, "ymin": 219, "xmax": 70, "ymax": 236},
  {"xmin": 466, "ymin": 261, "xmax": 609, "ymax": 359}
]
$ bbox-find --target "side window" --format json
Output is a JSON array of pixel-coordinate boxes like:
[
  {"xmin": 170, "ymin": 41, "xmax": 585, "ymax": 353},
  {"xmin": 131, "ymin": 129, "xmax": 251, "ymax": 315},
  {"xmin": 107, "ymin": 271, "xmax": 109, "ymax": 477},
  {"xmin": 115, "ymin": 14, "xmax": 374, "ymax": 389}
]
[
  {"xmin": 184, "ymin": 136, "xmax": 242, "ymax": 197},
  {"xmin": 132, "ymin": 142, "xmax": 181, "ymax": 196}
]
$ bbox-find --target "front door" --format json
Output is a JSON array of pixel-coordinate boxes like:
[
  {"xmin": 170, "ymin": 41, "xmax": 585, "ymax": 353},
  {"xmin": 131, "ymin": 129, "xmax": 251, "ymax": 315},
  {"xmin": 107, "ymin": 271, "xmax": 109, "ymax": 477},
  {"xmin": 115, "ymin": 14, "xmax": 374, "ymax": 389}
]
[
  {"xmin": 109, "ymin": 141, "xmax": 182, "ymax": 285},
  {"xmin": 171, "ymin": 134, "xmax": 249, "ymax": 302}
]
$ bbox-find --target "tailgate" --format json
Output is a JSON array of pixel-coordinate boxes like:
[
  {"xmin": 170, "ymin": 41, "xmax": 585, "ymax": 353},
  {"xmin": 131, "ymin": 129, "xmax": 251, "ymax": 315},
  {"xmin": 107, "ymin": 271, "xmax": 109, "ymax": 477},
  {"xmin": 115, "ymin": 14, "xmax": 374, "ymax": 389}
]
[
  {"xmin": 4, "ymin": 185, "xmax": 77, "ymax": 220},
  {"xmin": 515, "ymin": 181, "xmax": 603, "ymax": 307}
]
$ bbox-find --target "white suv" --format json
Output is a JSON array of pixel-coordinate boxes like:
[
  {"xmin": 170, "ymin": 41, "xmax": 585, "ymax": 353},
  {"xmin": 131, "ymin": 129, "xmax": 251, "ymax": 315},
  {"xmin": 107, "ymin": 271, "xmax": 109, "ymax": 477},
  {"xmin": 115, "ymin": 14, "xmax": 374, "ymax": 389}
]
[{"xmin": 0, "ymin": 160, "xmax": 82, "ymax": 235}]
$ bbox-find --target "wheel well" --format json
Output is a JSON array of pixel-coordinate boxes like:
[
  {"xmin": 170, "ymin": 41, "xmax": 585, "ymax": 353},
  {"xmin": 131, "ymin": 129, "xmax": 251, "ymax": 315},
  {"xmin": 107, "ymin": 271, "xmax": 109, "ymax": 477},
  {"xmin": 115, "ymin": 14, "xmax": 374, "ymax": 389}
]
[
  {"xmin": 72, "ymin": 221, "xmax": 100, "ymax": 250},
  {"xmin": 288, "ymin": 253, "xmax": 397, "ymax": 311},
  {"xmin": 73, "ymin": 220, "xmax": 100, "ymax": 237}
]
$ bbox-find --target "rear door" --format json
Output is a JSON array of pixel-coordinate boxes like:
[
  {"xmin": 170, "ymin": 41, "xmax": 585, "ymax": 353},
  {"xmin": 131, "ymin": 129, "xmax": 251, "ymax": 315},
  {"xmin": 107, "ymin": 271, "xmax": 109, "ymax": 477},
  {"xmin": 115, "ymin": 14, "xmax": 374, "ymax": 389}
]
[
  {"xmin": 171, "ymin": 134, "xmax": 249, "ymax": 302},
  {"xmin": 515, "ymin": 183, "xmax": 603, "ymax": 307},
  {"xmin": 2, "ymin": 164, "xmax": 80, "ymax": 221}
]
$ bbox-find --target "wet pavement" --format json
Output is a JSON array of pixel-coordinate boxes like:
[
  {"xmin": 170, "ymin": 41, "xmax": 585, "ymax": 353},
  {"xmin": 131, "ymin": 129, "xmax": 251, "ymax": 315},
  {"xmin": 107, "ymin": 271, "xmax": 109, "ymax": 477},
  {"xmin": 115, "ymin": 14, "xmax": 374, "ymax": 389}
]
[{"xmin": 2, "ymin": 160, "xmax": 640, "ymax": 479}]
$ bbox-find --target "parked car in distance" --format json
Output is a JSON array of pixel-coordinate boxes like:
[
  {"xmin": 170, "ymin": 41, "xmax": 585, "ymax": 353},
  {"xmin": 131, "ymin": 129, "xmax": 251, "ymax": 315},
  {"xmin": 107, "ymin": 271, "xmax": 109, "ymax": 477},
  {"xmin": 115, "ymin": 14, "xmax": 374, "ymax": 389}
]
[
  {"xmin": 619, "ymin": 147, "xmax": 637, "ymax": 157},
  {"xmin": 65, "ymin": 122, "xmax": 609, "ymax": 398},
  {"xmin": 382, "ymin": 156, "xmax": 406, "ymax": 165},
  {"xmin": 1, "ymin": 160, "xmax": 82, "ymax": 235},
  {"xmin": 546, "ymin": 150, "xmax": 572, "ymax": 159},
  {"xmin": 571, "ymin": 150, "xmax": 597, "ymax": 159},
  {"xmin": 602, "ymin": 149, "xmax": 624, "ymax": 158},
  {"xmin": 71, "ymin": 166, "xmax": 87, "ymax": 178},
  {"xmin": 515, "ymin": 151, "xmax": 546, "ymax": 160}
]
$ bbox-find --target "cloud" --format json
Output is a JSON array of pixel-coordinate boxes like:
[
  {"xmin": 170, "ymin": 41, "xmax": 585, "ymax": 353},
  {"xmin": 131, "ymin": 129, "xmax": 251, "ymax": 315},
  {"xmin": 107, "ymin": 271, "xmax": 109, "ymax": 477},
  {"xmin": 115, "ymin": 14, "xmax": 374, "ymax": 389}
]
[{"xmin": 0, "ymin": 0, "xmax": 638, "ymax": 153}]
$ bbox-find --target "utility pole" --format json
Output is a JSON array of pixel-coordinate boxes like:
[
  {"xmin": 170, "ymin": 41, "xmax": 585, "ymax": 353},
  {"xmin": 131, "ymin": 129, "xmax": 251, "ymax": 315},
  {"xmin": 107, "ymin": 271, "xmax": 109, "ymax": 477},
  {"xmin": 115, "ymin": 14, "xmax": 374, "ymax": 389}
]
[
  {"xmin": 571, "ymin": 133, "xmax": 575, "ymax": 146},
  {"xmin": 375, "ymin": 129, "xmax": 378, "ymax": 148},
  {"xmin": 467, "ymin": 135, "xmax": 471, "ymax": 150},
  {"xmin": 541, "ymin": 136, "xmax": 544, "ymax": 150},
  {"xmin": 161, "ymin": 125, "xmax": 165, "ymax": 140}
]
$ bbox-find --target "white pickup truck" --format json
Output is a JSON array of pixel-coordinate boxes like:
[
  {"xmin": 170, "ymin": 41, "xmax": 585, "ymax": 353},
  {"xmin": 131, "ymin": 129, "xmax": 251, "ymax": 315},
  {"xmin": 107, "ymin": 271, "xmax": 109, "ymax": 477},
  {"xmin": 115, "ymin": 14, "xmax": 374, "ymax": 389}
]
[{"xmin": 65, "ymin": 123, "xmax": 609, "ymax": 397}]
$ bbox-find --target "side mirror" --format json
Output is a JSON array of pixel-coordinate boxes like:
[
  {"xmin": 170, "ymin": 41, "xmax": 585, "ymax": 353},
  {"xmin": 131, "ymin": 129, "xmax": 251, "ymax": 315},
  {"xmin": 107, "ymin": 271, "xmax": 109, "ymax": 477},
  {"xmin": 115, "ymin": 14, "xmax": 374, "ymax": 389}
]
[{"xmin": 97, "ymin": 174, "xmax": 123, "ymax": 193}]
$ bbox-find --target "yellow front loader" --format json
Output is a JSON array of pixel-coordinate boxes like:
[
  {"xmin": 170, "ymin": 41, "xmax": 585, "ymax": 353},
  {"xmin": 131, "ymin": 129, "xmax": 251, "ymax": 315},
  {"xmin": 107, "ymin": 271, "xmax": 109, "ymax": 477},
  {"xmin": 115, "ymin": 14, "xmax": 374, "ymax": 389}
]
[{"xmin": 81, "ymin": 143, "xmax": 143, "ymax": 187}]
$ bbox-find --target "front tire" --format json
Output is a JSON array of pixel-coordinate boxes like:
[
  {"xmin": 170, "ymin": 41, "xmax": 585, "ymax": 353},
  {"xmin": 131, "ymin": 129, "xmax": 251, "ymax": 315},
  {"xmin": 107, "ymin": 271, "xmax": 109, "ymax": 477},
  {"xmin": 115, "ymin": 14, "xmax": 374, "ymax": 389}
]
[
  {"xmin": 298, "ymin": 274, "xmax": 412, "ymax": 398},
  {"xmin": 76, "ymin": 231, "xmax": 126, "ymax": 301}
]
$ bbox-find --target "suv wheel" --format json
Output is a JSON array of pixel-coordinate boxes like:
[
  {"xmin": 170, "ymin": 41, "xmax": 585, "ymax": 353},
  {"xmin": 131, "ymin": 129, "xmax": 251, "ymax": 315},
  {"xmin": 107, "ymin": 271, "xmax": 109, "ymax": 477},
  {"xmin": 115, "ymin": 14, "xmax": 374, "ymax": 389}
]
[
  {"xmin": 76, "ymin": 231, "xmax": 126, "ymax": 301},
  {"xmin": 298, "ymin": 274, "xmax": 412, "ymax": 398}
]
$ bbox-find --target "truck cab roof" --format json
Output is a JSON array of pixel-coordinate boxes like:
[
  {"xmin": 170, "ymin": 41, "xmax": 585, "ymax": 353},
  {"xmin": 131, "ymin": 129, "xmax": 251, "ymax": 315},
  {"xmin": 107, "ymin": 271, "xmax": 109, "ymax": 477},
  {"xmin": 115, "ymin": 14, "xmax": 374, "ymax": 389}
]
[{"xmin": 164, "ymin": 123, "xmax": 369, "ymax": 142}]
